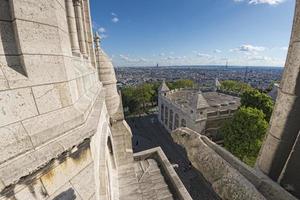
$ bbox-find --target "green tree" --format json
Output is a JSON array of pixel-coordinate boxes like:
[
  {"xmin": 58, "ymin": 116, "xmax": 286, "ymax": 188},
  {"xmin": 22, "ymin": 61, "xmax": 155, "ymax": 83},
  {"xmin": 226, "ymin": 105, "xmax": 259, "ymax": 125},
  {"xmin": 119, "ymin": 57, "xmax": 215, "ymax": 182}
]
[
  {"xmin": 220, "ymin": 80, "xmax": 253, "ymax": 94},
  {"xmin": 135, "ymin": 83, "xmax": 155, "ymax": 111},
  {"xmin": 167, "ymin": 79, "xmax": 196, "ymax": 90},
  {"xmin": 221, "ymin": 107, "xmax": 268, "ymax": 166},
  {"xmin": 241, "ymin": 89, "xmax": 274, "ymax": 122},
  {"xmin": 121, "ymin": 87, "xmax": 141, "ymax": 114}
]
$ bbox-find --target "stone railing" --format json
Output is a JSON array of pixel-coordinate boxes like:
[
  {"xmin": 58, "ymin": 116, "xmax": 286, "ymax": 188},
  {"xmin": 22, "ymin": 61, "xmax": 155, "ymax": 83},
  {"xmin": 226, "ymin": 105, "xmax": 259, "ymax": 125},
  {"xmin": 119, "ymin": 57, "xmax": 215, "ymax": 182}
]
[
  {"xmin": 201, "ymin": 136, "xmax": 298, "ymax": 200},
  {"xmin": 133, "ymin": 147, "xmax": 192, "ymax": 200},
  {"xmin": 172, "ymin": 127, "xmax": 298, "ymax": 200}
]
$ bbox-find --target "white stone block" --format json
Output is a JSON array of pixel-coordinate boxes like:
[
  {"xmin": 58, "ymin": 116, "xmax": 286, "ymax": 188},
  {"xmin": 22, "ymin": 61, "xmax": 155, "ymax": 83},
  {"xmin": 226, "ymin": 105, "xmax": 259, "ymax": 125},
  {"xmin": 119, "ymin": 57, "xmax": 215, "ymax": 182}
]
[
  {"xmin": 40, "ymin": 148, "xmax": 92, "ymax": 195},
  {"xmin": 0, "ymin": 141, "xmax": 64, "ymax": 186},
  {"xmin": 0, "ymin": 88, "xmax": 38, "ymax": 127},
  {"xmin": 22, "ymin": 108, "xmax": 65, "ymax": 147},
  {"xmin": 68, "ymin": 80, "xmax": 79, "ymax": 103},
  {"xmin": 32, "ymin": 82, "xmax": 72, "ymax": 114},
  {"xmin": 11, "ymin": 0, "xmax": 56, "ymax": 27},
  {"xmin": 14, "ymin": 20, "xmax": 61, "ymax": 55},
  {"xmin": 4, "ymin": 55, "xmax": 67, "ymax": 89},
  {"xmin": 70, "ymin": 163, "xmax": 95, "ymax": 199},
  {"xmin": 14, "ymin": 179, "xmax": 48, "ymax": 200},
  {"xmin": 0, "ymin": 122, "xmax": 33, "ymax": 164},
  {"xmin": 0, "ymin": 66, "xmax": 9, "ymax": 91}
]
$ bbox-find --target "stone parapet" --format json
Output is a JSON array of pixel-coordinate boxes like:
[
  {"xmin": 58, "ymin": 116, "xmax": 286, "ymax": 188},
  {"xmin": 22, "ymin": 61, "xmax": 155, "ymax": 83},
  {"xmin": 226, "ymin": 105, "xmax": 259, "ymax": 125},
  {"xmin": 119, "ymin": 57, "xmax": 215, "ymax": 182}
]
[
  {"xmin": 172, "ymin": 128, "xmax": 273, "ymax": 200},
  {"xmin": 134, "ymin": 147, "xmax": 192, "ymax": 200}
]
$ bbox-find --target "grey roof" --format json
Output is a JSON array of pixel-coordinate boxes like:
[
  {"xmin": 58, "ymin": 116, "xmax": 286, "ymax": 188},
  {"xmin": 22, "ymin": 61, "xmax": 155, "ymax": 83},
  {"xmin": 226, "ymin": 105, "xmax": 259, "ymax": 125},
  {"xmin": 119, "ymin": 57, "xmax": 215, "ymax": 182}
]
[
  {"xmin": 191, "ymin": 92, "xmax": 210, "ymax": 109},
  {"xmin": 159, "ymin": 81, "xmax": 170, "ymax": 92}
]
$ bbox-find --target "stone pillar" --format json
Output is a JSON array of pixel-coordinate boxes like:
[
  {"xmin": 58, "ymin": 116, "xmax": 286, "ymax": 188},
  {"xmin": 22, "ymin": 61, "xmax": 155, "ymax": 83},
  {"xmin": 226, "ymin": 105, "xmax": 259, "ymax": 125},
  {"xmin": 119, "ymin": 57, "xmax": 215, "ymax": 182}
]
[
  {"xmin": 257, "ymin": 0, "xmax": 300, "ymax": 182},
  {"xmin": 74, "ymin": 0, "xmax": 87, "ymax": 57},
  {"xmin": 81, "ymin": 0, "xmax": 90, "ymax": 58},
  {"xmin": 65, "ymin": 0, "xmax": 80, "ymax": 55}
]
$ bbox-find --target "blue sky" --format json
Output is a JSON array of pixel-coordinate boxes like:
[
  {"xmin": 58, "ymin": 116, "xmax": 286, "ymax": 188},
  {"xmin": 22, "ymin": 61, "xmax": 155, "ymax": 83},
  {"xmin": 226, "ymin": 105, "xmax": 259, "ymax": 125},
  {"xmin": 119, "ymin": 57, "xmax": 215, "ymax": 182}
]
[{"xmin": 90, "ymin": 0, "xmax": 295, "ymax": 67}]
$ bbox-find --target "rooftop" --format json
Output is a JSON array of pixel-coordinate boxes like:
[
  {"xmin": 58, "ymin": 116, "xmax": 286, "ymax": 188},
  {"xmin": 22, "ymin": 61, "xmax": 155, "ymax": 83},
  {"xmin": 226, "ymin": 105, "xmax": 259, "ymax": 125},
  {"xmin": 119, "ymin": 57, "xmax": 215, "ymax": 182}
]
[{"xmin": 166, "ymin": 89, "xmax": 240, "ymax": 112}]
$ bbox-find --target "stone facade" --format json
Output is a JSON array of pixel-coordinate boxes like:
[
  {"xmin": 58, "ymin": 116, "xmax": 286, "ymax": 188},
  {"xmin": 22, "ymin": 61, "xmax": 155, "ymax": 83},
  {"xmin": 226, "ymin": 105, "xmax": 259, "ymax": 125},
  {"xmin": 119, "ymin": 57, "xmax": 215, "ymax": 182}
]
[
  {"xmin": 0, "ymin": 1, "xmax": 189, "ymax": 200},
  {"xmin": 158, "ymin": 82, "xmax": 240, "ymax": 141}
]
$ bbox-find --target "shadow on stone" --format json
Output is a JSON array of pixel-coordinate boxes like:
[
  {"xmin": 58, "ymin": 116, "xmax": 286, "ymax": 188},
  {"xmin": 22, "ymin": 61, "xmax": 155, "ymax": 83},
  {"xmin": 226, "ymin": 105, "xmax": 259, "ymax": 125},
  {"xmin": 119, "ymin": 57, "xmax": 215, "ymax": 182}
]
[{"xmin": 53, "ymin": 188, "xmax": 76, "ymax": 200}]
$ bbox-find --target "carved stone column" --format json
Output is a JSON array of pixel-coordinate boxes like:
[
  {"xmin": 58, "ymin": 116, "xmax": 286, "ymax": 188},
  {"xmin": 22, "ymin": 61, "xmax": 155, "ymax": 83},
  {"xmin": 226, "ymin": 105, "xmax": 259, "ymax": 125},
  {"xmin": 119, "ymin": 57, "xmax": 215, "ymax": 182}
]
[
  {"xmin": 74, "ymin": 0, "xmax": 87, "ymax": 57},
  {"xmin": 65, "ymin": 0, "xmax": 80, "ymax": 55},
  {"xmin": 257, "ymin": 0, "xmax": 300, "ymax": 189}
]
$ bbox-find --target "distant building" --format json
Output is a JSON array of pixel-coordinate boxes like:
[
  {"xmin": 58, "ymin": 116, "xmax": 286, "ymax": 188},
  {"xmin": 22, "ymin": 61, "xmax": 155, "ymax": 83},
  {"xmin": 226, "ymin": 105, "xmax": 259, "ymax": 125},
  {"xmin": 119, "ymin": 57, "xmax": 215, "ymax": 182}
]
[{"xmin": 158, "ymin": 81, "xmax": 240, "ymax": 141}]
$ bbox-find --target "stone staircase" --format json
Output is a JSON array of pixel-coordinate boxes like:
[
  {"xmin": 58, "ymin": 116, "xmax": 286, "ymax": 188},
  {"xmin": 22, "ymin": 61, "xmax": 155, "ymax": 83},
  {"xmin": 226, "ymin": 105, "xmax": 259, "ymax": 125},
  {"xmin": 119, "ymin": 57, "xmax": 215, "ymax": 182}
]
[{"xmin": 134, "ymin": 159, "xmax": 174, "ymax": 200}]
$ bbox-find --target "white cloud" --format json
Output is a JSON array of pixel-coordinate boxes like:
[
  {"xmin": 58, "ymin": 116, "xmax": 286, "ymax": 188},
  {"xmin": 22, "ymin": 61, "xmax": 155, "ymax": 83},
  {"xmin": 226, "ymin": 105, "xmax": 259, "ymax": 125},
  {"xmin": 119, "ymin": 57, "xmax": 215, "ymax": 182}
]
[
  {"xmin": 112, "ymin": 17, "xmax": 119, "ymax": 23},
  {"xmin": 111, "ymin": 13, "xmax": 119, "ymax": 23},
  {"xmin": 214, "ymin": 49, "xmax": 222, "ymax": 53},
  {"xmin": 98, "ymin": 27, "xmax": 106, "ymax": 33},
  {"xmin": 231, "ymin": 44, "xmax": 266, "ymax": 54},
  {"xmin": 281, "ymin": 46, "xmax": 288, "ymax": 51},
  {"xmin": 234, "ymin": 0, "xmax": 285, "ymax": 5},
  {"xmin": 100, "ymin": 34, "xmax": 108, "ymax": 39},
  {"xmin": 119, "ymin": 55, "xmax": 147, "ymax": 63},
  {"xmin": 197, "ymin": 53, "xmax": 212, "ymax": 58}
]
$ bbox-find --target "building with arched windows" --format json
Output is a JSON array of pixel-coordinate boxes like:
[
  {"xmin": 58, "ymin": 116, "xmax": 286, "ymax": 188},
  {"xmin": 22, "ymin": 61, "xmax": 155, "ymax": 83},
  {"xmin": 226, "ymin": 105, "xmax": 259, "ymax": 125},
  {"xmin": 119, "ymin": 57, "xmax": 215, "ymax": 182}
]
[{"xmin": 158, "ymin": 81, "xmax": 240, "ymax": 141}]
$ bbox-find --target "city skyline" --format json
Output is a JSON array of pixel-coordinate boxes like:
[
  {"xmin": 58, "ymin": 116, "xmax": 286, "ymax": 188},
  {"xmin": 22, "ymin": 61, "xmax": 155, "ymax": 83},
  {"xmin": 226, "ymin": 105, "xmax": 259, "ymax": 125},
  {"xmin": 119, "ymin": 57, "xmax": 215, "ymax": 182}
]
[{"xmin": 90, "ymin": 0, "xmax": 294, "ymax": 67}]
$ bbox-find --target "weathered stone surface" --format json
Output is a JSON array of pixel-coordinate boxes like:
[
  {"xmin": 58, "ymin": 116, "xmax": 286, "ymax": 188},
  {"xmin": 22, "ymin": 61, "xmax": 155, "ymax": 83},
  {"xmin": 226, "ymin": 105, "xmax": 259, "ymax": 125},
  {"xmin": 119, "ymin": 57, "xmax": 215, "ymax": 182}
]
[
  {"xmin": 0, "ymin": 88, "xmax": 38, "ymax": 127},
  {"xmin": 47, "ymin": 182, "xmax": 82, "ymax": 200},
  {"xmin": 70, "ymin": 163, "xmax": 95, "ymax": 199},
  {"xmin": 0, "ymin": 66, "xmax": 9, "ymax": 91},
  {"xmin": 0, "ymin": 122, "xmax": 33, "ymax": 164},
  {"xmin": 172, "ymin": 128, "xmax": 266, "ymax": 200},
  {"xmin": 15, "ymin": 20, "xmax": 61, "ymax": 55},
  {"xmin": 10, "ymin": 0, "xmax": 56, "ymax": 26},
  {"xmin": 32, "ymin": 83, "xmax": 72, "ymax": 114},
  {"xmin": 281, "ymin": 42, "xmax": 300, "ymax": 95},
  {"xmin": 3, "ymin": 55, "xmax": 68, "ymax": 89},
  {"xmin": 0, "ymin": 21, "xmax": 18, "ymax": 55},
  {"xmin": 0, "ymin": 0, "xmax": 11, "ymax": 21},
  {"xmin": 41, "ymin": 148, "xmax": 92, "ymax": 196},
  {"xmin": 14, "ymin": 179, "xmax": 48, "ymax": 200},
  {"xmin": 0, "ymin": 141, "xmax": 64, "ymax": 186}
]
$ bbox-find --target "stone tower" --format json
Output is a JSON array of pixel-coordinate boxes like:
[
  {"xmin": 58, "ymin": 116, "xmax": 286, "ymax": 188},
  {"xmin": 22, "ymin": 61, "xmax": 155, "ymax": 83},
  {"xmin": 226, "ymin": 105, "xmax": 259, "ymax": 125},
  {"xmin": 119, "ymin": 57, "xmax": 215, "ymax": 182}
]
[
  {"xmin": 94, "ymin": 32, "xmax": 121, "ymax": 117},
  {"xmin": 257, "ymin": 0, "xmax": 300, "ymax": 197}
]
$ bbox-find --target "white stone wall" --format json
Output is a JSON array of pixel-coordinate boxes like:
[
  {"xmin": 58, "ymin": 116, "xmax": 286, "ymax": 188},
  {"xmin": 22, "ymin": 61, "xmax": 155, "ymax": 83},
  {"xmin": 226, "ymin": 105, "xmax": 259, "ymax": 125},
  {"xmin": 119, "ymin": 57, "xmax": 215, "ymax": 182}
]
[
  {"xmin": 0, "ymin": 1, "xmax": 123, "ymax": 200},
  {"xmin": 158, "ymin": 92, "xmax": 206, "ymax": 134}
]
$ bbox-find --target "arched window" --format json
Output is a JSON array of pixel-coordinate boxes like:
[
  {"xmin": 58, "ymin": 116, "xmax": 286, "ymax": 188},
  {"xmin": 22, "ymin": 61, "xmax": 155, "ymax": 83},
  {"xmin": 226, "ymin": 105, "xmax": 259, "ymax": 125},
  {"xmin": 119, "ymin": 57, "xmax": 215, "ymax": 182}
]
[
  {"xmin": 161, "ymin": 104, "xmax": 164, "ymax": 121},
  {"xmin": 174, "ymin": 114, "xmax": 179, "ymax": 129},
  {"xmin": 169, "ymin": 110, "xmax": 174, "ymax": 130},
  {"xmin": 165, "ymin": 107, "xmax": 169, "ymax": 125},
  {"xmin": 181, "ymin": 119, "xmax": 186, "ymax": 127}
]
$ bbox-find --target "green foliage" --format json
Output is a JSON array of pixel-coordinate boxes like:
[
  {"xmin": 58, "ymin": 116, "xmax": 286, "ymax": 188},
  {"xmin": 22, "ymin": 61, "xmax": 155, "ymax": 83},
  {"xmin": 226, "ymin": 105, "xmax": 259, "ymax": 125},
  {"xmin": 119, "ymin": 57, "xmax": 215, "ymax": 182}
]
[
  {"xmin": 121, "ymin": 87, "xmax": 141, "ymax": 114},
  {"xmin": 167, "ymin": 79, "xmax": 196, "ymax": 90},
  {"xmin": 121, "ymin": 79, "xmax": 196, "ymax": 116},
  {"xmin": 241, "ymin": 89, "xmax": 274, "ymax": 122},
  {"xmin": 222, "ymin": 107, "xmax": 268, "ymax": 166},
  {"xmin": 121, "ymin": 83, "xmax": 156, "ymax": 115},
  {"xmin": 220, "ymin": 80, "xmax": 253, "ymax": 94}
]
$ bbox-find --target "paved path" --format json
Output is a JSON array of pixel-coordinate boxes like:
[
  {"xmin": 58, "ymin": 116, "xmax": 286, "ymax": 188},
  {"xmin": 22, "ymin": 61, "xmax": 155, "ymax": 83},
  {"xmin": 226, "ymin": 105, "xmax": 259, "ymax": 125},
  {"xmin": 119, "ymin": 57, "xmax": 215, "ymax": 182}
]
[{"xmin": 127, "ymin": 114, "xmax": 220, "ymax": 200}]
